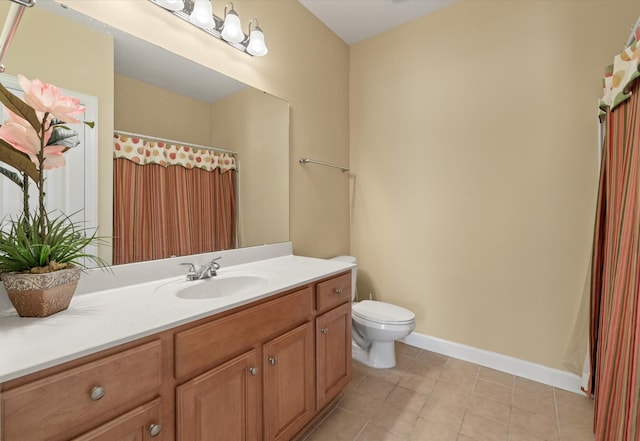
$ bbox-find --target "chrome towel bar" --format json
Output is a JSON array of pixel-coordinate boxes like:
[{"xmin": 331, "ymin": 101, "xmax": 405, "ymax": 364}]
[{"xmin": 299, "ymin": 158, "xmax": 349, "ymax": 173}]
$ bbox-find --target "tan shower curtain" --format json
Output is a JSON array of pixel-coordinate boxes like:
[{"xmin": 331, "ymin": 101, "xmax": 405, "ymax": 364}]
[{"xmin": 112, "ymin": 134, "xmax": 237, "ymax": 265}]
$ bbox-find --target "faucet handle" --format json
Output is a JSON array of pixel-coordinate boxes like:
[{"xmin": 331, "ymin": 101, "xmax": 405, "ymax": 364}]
[
  {"xmin": 180, "ymin": 262, "xmax": 197, "ymax": 279},
  {"xmin": 208, "ymin": 256, "xmax": 222, "ymax": 270}
]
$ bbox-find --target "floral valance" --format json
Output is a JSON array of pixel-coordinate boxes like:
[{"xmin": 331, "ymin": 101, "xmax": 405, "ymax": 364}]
[
  {"xmin": 113, "ymin": 133, "xmax": 237, "ymax": 172},
  {"xmin": 601, "ymin": 25, "xmax": 640, "ymax": 112}
]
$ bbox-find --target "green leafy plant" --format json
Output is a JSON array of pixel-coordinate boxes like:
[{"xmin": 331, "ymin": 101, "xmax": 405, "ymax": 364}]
[
  {"xmin": 0, "ymin": 75, "xmax": 108, "ymax": 274},
  {"xmin": 0, "ymin": 211, "xmax": 107, "ymax": 273}
]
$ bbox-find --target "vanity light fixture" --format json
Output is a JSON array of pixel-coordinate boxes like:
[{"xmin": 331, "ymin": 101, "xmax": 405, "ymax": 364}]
[
  {"xmin": 220, "ymin": 3, "xmax": 243, "ymax": 43},
  {"xmin": 246, "ymin": 19, "xmax": 268, "ymax": 56},
  {"xmin": 155, "ymin": 0, "xmax": 185, "ymax": 12},
  {"xmin": 189, "ymin": 0, "xmax": 214, "ymax": 29},
  {"xmin": 149, "ymin": 0, "xmax": 268, "ymax": 57}
]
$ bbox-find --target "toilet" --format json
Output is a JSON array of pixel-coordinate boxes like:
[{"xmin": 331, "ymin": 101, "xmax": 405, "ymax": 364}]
[{"xmin": 330, "ymin": 256, "xmax": 416, "ymax": 369}]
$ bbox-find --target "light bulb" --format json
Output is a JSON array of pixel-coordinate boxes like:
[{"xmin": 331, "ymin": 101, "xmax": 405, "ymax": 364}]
[
  {"xmin": 189, "ymin": 0, "xmax": 214, "ymax": 29},
  {"xmin": 155, "ymin": 0, "xmax": 184, "ymax": 11},
  {"xmin": 247, "ymin": 27, "xmax": 268, "ymax": 56},
  {"xmin": 221, "ymin": 10, "xmax": 243, "ymax": 43}
]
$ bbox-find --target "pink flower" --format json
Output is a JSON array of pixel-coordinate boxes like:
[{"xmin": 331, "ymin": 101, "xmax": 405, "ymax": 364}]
[
  {"xmin": 0, "ymin": 107, "xmax": 66, "ymax": 170},
  {"xmin": 18, "ymin": 74, "xmax": 86, "ymax": 124}
]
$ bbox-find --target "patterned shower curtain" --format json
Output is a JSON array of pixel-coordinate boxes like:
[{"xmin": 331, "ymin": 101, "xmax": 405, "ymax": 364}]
[
  {"xmin": 112, "ymin": 133, "xmax": 237, "ymax": 265},
  {"xmin": 589, "ymin": 25, "xmax": 640, "ymax": 441}
]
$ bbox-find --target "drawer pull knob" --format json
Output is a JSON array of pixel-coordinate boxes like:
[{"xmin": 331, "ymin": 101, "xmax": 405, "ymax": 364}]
[
  {"xmin": 249, "ymin": 367, "xmax": 258, "ymax": 376},
  {"xmin": 149, "ymin": 423, "xmax": 162, "ymax": 437},
  {"xmin": 321, "ymin": 327, "xmax": 329, "ymax": 335},
  {"xmin": 335, "ymin": 288, "xmax": 343, "ymax": 294},
  {"xmin": 90, "ymin": 386, "xmax": 106, "ymax": 401},
  {"xmin": 268, "ymin": 356, "xmax": 277, "ymax": 366}
]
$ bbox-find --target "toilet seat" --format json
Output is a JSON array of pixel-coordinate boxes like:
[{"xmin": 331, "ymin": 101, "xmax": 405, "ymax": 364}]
[{"xmin": 352, "ymin": 300, "xmax": 415, "ymax": 325}]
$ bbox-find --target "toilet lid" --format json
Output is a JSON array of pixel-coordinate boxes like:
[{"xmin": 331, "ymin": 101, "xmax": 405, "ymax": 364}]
[{"xmin": 352, "ymin": 300, "xmax": 415, "ymax": 324}]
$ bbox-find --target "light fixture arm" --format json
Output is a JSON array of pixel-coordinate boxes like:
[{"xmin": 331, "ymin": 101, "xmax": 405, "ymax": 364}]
[
  {"xmin": 0, "ymin": 0, "xmax": 35, "ymax": 73},
  {"xmin": 247, "ymin": 18, "xmax": 260, "ymax": 38},
  {"xmin": 224, "ymin": 2, "xmax": 234, "ymax": 18}
]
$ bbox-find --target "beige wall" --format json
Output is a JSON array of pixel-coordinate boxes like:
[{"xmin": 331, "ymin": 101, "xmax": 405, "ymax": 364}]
[
  {"xmin": 209, "ymin": 88, "xmax": 289, "ymax": 248},
  {"xmin": 63, "ymin": 0, "xmax": 351, "ymax": 259},
  {"xmin": 114, "ymin": 74, "xmax": 210, "ymax": 145},
  {"xmin": 350, "ymin": 0, "xmax": 640, "ymax": 369},
  {"xmin": 0, "ymin": 3, "xmax": 114, "ymax": 261}
]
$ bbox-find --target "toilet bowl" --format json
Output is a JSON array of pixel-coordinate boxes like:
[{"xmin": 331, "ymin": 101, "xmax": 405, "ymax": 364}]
[{"xmin": 330, "ymin": 256, "xmax": 416, "ymax": 369}]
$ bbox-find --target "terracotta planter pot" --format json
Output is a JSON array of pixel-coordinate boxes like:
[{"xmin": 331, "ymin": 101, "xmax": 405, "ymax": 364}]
[{"xmin": 1, "ymin": 267, "xmax": 81, "ymax": 317}]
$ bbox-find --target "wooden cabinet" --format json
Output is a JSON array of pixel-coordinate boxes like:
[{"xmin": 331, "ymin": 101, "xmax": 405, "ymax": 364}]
[
  {"xmin": 263, "ymin": 322, "xmax": 315, "ymax": 441},
  {"xmin": 316, "ymin": 272, "xmax": 351, "ymax": 314},
  {"xmin": 1, "ymin": 340, "xmax": 163, "ymax": 441},
  {"xmin": 176, "ymin": 350, "xmax": 260, "ymax": 441},
  {"xmin": 175, "ymin": 287, "xmax": 316, "ymax": 441},
  {"xmin": 1, "ymin": 271, "xmax": 353, "ymax": 441},
  {"xmin": 72, "ymin": 398, "xmax": 163, "ymax": 441},
  {"xmin": 174, "ymin": 287, "xmax": 313, "ymax": 380},
  {"xmin": 317, "ymin": 302, "xmax": 352, "ymax": 409}
]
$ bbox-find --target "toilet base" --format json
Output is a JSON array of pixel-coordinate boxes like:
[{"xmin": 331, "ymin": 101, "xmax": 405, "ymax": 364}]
[{"xmin": 352, "ymin": 340, "xmax": 397, "ymax": 369}]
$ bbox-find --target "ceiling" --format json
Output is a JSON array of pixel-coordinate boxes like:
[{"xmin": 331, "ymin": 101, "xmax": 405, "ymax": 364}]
[{"xmin": 298, "ymin": 0, "xmax": 459, "ymax": 45}]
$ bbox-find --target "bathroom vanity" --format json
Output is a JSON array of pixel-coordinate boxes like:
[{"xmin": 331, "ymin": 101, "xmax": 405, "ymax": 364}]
[{"xmin": 0, "ymin": 245, "xmax": 354, "ymax": 441}]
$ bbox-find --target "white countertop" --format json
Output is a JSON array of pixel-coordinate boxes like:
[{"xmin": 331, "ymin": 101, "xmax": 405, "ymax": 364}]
[{"xmin": 0, "ymin": 252, "xmax": 354, "ymax": 383}]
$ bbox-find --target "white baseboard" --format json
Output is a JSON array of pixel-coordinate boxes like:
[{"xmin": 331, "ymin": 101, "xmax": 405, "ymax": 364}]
[{"xmin": 402, "ymin": 331, "xmax": 583, "ymax": 395}]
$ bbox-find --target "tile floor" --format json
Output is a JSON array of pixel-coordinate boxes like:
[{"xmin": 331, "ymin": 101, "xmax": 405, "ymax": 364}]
[{"xmin": 303, "ymin": 342, "xmax": 594, "ymax": 441}]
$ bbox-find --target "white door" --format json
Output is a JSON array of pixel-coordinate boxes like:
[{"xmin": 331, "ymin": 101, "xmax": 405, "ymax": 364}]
[{"xmin": 0, "ymin": 73, "xmax": 98, "ymax": 266}]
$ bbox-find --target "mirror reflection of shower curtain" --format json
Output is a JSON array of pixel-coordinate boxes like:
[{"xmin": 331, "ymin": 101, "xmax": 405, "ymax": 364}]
[{"xmin": 112, "ymin": 134, "xmax": 237, "ymax": 264}]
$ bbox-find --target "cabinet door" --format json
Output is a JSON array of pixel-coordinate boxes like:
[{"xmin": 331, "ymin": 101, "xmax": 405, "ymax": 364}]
[
  {"xmin": 72, "ymin": 398, "xmax": 163, "ymax": 441},
  {"xmin": 263, "ymin": 322, "xmax": 315, "ymax": 441},
  {"xmin": 316, "ymin": 302, "xmax": 352, "ymax": 409},
  {"xmin": 176, "ymin": 350, "xmax": 260, "ymax": 441}
]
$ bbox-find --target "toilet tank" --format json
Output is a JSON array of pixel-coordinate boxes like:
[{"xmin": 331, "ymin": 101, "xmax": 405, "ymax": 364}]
[{"xmin": 330, "ymin": 255, "xmax": 357, "ymax": 301}]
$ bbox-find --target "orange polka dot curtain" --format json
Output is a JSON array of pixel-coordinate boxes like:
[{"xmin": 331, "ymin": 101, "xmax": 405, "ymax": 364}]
[
  {"xmin": 113, "ymin": 133, "xmax": 237, "ymax": 172},
  {"xmin": 113, "ymin": 134, "xmax": 237, "ymax": 264}
]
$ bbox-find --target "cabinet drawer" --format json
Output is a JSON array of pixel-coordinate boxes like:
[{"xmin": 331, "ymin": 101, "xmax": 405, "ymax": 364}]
[
  {"xmin": 2, "ymin": 340, "xmax": 163, "ymax": 441},
  {"xmin": 72, "ymin": 398, "xmax": 163, "ymax": 441},
  {"xmin": 316, "ymin": 272, "xmax": 351, "ymax": 314},
  {"xmin": 175, "ymin": 287, "xmax": 314, "ymax": 379}
]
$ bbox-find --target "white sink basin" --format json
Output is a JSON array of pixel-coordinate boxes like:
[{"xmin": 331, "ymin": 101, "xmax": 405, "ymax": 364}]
[{"xmin": 156, "ymin": 271, "xmax": 273, "ymax": 299}]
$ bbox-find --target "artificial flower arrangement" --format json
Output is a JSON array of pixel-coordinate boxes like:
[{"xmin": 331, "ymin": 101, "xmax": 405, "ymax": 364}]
[{"xmin": 0, "ymin": 75, "xmax": 107, "ymax": 316}]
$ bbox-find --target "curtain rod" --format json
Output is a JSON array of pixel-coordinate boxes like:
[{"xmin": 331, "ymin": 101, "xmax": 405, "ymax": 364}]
[
  {"xmin": 299, "ymin": 158, "xmax": 349, "ymax": 172},
  {"xmin": 114, "ymin": 130, "xmax": 237, "ymax": 155}
]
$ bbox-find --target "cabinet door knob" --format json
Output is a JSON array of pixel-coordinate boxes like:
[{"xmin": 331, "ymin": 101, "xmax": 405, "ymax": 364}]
[
  {"xmin": 335, "ymin": 288, "xmax": 343, "ymax": 294},
  {"xmin": 268, "ymin": 356, "xmax": 277, "ymax": 366},
  {"xmin": 90, "ymin": 386, "xmax": 106, "ymax": 401},
  {"xmin": 321, "ymin": 327, "xmax": 329, "ymax": 335},
  {"xmin": 248, "ymin": 367, "xmax": 258, "ymax": 376},
  {"xmin": 149, "ymin": 423, "xmax": 162, "ymax": 437}
]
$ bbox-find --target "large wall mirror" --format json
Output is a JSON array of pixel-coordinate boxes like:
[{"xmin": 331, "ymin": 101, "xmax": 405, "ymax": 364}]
[{"xmin": 2, "ymin": 0, "xmax": 290, "ymax": 266}]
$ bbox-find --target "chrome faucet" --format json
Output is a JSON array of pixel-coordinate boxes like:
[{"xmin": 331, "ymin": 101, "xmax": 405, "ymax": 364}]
[{"xmin": 180, "ymin": 257, "xmax": 222, "ymax": 281}]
